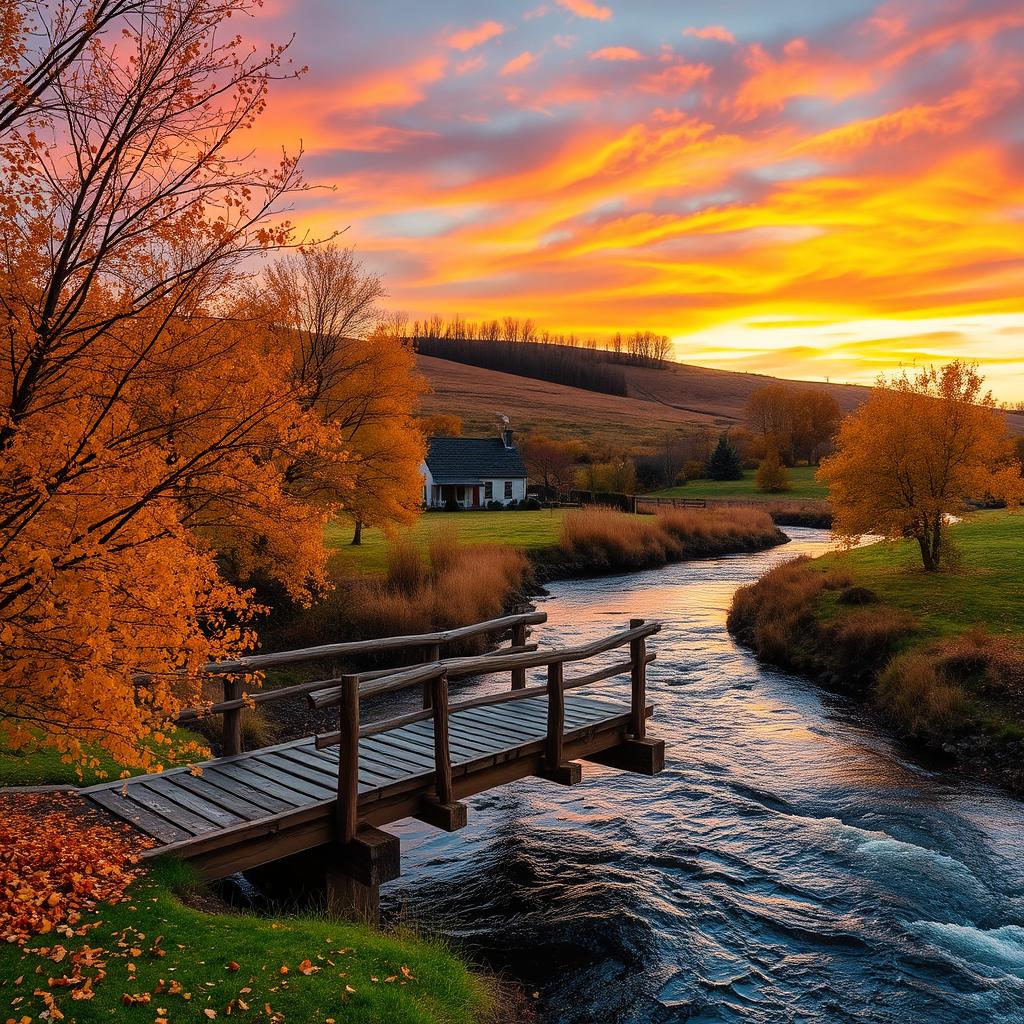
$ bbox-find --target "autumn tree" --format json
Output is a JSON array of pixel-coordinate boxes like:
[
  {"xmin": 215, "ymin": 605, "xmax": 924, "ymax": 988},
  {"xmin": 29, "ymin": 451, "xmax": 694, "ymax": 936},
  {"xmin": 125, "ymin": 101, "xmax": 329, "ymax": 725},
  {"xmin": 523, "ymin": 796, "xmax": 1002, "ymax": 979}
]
[
  {"xmin": 521, "ymin": 434, "xmax": 576, "ymax": 499},
  {"xmin": 0, "ymin": 0, "xmax": 335, "ymax": 768},
  {"xmin": 756, "ymin": 450, "xmax": 791, "ymax": 493},
  {"xmin": 819, "ymin": 362, "xmax": 1023, "ymax": 571},
  {"xmin": 264, "ymin": 245, "xmax": 426, "ymax": 546},
  {"xmin": 745, "ymin": 384, "xmax": 841, "ymax": 464},
  {"xmin": 420, "ymin": 413, "xmax": 462, "ymax": 437}
]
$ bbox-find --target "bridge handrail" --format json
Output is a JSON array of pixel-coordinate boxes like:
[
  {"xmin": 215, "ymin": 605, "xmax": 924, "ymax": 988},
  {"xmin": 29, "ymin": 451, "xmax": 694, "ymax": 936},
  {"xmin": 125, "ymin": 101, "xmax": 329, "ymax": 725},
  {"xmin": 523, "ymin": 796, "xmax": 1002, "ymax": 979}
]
[
  {"xmin": 318, "ymin": 618, "xmax": 661, "ymax": 844},
  {"xmin": 173, "ymin": 611, "xmax": 546, "ymax": 756}
]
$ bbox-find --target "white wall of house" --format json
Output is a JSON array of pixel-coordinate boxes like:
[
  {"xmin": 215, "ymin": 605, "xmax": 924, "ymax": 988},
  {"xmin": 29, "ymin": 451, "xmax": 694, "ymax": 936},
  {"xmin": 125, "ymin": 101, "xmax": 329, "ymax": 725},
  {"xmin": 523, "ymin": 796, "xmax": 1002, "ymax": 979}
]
[
  {"xmin": 420, "ymin": 461, "xmax": 433, "ymax": 505},
  {"xmin": 481, "ymin": 477, "xmax": 527, "ymax": 505}
]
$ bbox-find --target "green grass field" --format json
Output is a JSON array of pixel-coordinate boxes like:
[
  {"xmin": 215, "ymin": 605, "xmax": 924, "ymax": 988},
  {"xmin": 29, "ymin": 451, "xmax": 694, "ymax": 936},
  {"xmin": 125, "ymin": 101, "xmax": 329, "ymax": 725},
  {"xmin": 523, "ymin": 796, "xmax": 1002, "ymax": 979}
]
[
  {"xmin": 326, "ymin": 509, "xmax": 569, "ymax": 575},
  {"xmin": 0, "ymin": 858, "xmax": 489, "ymax": 1024},
  {"xmin": 0, "ymin": 728, "xmax": 211, "ymax": 787},
  {"xmin": 814, "ymin": 511, "xmax": 1024, "ymax": 642},
  {"xmin": 648, "ymin": 465, "xmax": 829, "ymax": 501}
]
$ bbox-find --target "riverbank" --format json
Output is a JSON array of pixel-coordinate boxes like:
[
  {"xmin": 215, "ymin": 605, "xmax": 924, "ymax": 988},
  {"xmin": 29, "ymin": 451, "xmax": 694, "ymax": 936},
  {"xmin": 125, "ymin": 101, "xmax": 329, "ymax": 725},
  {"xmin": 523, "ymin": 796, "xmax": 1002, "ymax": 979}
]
[{"xmin": 728, "ymin": 511, "xmax": 1024, "ymax": 794}]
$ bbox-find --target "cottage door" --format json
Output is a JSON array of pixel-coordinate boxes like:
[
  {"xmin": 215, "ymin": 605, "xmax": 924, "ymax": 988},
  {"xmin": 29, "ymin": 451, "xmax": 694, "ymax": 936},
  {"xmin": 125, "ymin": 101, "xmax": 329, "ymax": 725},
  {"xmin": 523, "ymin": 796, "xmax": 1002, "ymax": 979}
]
[{"xmin": 473, "ymin": 485, "xmax": 481, "ymax": 508}]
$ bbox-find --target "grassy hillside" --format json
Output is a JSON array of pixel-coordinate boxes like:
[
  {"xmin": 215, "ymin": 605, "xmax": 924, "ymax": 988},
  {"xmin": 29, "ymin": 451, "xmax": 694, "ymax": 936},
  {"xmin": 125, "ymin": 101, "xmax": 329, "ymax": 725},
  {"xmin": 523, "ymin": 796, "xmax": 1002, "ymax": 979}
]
[
  {"xmin": 416, "ymin": 354, "xmax": 1024, "ymax": 449},
  {"xmin": 648, "ymin": 466, "xmax": 828, "ymax": 501}
]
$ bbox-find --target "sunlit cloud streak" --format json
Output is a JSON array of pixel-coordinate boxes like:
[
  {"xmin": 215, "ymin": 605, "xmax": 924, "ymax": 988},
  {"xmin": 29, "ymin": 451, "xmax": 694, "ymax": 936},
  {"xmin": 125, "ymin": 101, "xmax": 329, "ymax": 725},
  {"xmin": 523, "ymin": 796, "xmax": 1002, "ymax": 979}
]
[{"xmin": 246, "ymin": 0, "xmax": 1024, "ymax": 399}]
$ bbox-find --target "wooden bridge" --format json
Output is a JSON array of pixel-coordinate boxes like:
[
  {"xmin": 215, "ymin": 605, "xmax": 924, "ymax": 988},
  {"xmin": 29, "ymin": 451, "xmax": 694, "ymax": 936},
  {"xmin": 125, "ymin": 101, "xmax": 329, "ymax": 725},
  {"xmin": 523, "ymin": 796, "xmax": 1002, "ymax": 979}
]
[{"xmin": 84, "ymin": 613, "xmax": 665, "ymax": 921}]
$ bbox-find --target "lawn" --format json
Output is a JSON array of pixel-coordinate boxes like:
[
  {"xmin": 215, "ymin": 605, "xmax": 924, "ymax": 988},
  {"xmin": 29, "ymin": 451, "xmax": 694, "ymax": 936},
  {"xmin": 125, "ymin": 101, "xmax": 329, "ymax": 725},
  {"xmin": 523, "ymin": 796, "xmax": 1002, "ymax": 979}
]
[
  {"xmin": 0, "ymin": 729, "xmax": 211, "ymax": 787},
  {"xmin": 326, "ymin": 509, "xmax": 569, "ymax": 575},
  {"xmin": 0, "ymin": 857, "xmax": 490, "ymax": 1024},
  {"xmin": 813, "ymin": 510, "xmax": 1024, "ymax": 643},
  {"xmin": 648, "ymin": 465, "xmax": 829, "ymax": 501}
]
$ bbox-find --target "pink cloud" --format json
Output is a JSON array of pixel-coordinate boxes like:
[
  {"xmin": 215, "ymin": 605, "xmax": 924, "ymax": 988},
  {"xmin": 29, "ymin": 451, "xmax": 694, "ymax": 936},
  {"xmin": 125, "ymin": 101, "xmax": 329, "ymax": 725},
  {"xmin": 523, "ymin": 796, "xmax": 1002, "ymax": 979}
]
[
  {"xmin": 556, "ymin": 0, "xmax": 612, "ymax": 21},
  {"xmin": 456, "ymin": 55, "xmax": 485, "ymax": 75},
  {"xmin": 684, "ymin": 25, "xmax": 735, "ymax": 44},
  {"xmin": 445, "ymin": 20, "xmax": 505, "ymax": 51},
  {"xmin": 501, "ymin": 51, "xmax": 536, "ymax": 76},
  {"xmin": 590, "ymin": 46, "xmax": 644, "ymax": 61}
]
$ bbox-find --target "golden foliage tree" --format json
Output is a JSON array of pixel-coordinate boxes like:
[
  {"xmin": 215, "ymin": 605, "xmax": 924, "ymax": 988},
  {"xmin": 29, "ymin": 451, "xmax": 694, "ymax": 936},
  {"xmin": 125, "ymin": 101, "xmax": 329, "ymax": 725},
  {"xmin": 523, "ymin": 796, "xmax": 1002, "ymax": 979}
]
[
  {"xmin": 819, "ymin": 362, "xmax": 1023, "ymax": 571},
  {"xmin": 755, "ymin": 450, "xmax": 791, "ymax": 493},
  {"xmin": 0, "ymin": 0, "xmax": 342, "ymax": 769},
  {"xmin": 264, "ymin": 246, "xmax": 426, "ymax": 546}
]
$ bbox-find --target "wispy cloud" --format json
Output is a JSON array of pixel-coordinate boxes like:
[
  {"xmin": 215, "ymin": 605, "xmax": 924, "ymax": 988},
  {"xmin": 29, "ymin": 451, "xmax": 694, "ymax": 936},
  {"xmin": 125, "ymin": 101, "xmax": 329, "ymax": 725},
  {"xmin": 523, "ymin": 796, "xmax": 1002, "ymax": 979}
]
[
  {"xmin": 445, "ymin": 20, "xmax": 505, "ymax": 51},
  {"xmin": 684, "ymin": 25, "xmax": 735, "ymax": 43},
  {"xmin": 555, "ymin": 0, "xmax": 612, "ymax": 22},
  {"xmin": 590, "ymin": 46, "xmax": 643, "ymax": 61}
]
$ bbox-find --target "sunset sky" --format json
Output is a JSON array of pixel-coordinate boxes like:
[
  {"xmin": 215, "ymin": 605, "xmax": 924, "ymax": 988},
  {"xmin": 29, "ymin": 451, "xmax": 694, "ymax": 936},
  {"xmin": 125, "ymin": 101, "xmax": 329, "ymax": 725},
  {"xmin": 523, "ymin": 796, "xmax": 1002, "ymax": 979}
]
[{"xmin": 251, "ymin": 1, "xmax": 1024, "ymax": 398}]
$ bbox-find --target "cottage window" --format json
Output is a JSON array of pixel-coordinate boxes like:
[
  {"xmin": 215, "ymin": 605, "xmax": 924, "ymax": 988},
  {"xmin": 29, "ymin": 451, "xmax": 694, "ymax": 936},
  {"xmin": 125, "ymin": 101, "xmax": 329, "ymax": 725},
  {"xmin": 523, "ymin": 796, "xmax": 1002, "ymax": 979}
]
[
  {"xmin": 504, "ymin": 480, "xmax": 513, "ymax": 499},
  {"xmin": 485, "ymin": 481, "xmax": 493, "ymax": 500}
]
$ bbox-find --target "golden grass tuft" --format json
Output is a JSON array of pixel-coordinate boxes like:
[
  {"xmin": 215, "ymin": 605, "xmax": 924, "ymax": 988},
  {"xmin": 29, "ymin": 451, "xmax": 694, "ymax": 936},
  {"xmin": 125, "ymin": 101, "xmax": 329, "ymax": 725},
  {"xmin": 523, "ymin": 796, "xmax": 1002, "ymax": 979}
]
[{"xmin": 876, "ymin": 652, "xmax": 969, "ymax": 739}]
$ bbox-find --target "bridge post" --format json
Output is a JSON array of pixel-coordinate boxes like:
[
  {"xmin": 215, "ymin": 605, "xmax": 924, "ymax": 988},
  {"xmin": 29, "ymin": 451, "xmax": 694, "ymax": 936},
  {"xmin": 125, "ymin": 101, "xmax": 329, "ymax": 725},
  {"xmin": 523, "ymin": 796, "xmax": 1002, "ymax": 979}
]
[
  {"xmin": 325, "ymin": 827, "xmax": 401, "ymax": 926},
  {"xmin": 511, "ymin": 622, "xmax": 527, "ymax": 689},
  {"xmin": 540, "ymin": 661, "xmax": 581, "ymax": 785},
  {"xmin": 629, "ymin": 619, "xmax": 647, "ymax": 740},
  {"xmin": 417, "ymin": 669, "xmax": 468, "ymax": 831},
  {"xmin": 422, "ymin": 643, "xmax": 440, "ymax": 709},
  {"xmin": 222, "ymin": 676, "xmax": 242, "ymax": 757},
  {"xmin": 336, "ymin": 674, "xmax": 360, "ymax": 845}
]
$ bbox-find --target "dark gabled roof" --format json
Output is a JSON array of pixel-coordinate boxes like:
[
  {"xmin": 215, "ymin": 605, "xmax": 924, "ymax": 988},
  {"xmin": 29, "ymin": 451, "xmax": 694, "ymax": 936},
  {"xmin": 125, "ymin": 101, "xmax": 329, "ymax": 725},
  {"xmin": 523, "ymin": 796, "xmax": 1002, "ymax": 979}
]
[{"xmin": 425, "ymin": 436, "xmax": 527, "ymax": 484}]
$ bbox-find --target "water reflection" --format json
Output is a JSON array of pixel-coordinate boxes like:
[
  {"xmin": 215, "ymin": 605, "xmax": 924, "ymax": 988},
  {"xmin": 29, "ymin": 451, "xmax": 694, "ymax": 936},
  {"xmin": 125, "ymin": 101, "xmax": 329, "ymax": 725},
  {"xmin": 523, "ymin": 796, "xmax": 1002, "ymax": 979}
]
[{"xmin": 383, "ymin": 529, "xmax": 1024, "ymax": 1023}]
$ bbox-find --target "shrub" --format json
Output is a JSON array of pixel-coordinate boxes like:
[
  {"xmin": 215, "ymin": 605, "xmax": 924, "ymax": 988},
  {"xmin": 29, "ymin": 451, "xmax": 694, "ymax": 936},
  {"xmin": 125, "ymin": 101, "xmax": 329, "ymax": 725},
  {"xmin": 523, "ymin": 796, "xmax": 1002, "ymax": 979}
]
[
  {"xmin": 756, "ymin": 450, "xmax": 792, "ymax": 493},
  {"xmin": 523, "ymin": 497, "xmax": 542, "ymax": 510},
  {"xmin": 876, "ymin": 652, "xmax": 969, "ymax": 740},
  {"xmin": 823, "ymin": 607, "xmax": 916, "ymax": 687},
  {"xmin": 838, "ymin": 585, "xmax": 877, "ymax": 605}
]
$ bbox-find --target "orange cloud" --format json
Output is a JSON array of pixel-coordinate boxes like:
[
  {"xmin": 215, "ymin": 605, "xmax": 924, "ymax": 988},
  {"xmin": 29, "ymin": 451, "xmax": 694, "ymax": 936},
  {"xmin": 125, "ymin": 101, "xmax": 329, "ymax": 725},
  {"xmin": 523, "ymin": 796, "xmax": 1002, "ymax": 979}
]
[
  {"xmin": 445, "ymin": 20, "xmax": 505, "ymax": 51},
  {"xmin": 684, "ymin": 25, "xmax": 735, "ymax": 44},
  {"xmin": 331, "ymin": 55, "xmax": 448, "ymax": 112},
  {"xmin": 501, "ymin": 51, "xmax": 536, "ymax": 76},
  {"xmin": 590, "ymin": 46, "xmax": 643, "ymax": 61},
  {"xmin": 555, "ymin": 0, "xmax": 612, "ymax": 21}
]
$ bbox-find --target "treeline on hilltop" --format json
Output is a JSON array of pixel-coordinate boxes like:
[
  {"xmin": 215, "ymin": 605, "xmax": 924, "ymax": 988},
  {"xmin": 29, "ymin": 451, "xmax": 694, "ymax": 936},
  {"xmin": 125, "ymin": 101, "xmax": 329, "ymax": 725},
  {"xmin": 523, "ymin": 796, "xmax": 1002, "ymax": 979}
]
[{"xmin": 410, "ymin": 314, "xmax": 674, "ymax": 396}]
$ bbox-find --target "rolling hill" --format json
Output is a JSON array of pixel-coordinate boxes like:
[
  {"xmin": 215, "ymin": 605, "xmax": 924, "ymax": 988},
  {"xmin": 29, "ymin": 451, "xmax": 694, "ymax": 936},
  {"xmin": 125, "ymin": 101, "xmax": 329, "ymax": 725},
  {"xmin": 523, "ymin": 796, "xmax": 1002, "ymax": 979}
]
[{"xmin": 417, "ymin": 354, "xmax": 1024, "ymax": 450}]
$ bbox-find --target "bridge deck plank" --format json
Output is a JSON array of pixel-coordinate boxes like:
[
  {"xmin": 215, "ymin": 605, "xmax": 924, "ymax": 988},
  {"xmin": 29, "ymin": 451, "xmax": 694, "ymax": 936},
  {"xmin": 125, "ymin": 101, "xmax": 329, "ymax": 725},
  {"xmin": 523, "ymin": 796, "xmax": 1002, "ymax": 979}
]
[{"xmin": 85, "ymin": 695, "xmax": 633, "ymax": 859}]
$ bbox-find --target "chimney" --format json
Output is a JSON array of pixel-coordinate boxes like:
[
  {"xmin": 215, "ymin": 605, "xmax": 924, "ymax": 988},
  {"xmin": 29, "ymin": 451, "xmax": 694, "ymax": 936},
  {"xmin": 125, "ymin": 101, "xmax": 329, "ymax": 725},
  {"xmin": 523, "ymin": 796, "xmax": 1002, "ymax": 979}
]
[{"xmin": 497, "ymin": 413, "xmax": 513, "ymax": 448}]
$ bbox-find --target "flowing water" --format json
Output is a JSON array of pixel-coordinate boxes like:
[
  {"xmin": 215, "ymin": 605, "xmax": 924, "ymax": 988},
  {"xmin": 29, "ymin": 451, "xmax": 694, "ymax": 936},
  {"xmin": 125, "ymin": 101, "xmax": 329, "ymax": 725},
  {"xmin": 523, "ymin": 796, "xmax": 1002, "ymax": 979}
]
[{"xmin": 381, "ymin": 528, "xmax": 1024, "ymax": 1024}]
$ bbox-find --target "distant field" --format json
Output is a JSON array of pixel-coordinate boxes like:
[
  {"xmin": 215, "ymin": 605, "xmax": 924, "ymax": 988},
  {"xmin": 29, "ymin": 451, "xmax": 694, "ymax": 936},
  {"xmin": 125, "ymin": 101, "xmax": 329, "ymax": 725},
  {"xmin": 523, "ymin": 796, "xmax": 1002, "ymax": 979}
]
[
  {"xmin": 648, "ymin": 466, "xmax": 829, "ymax": 501},
  {"xmin": 326, "ymin": 510, "xmax": 569, "ymax": 575}
]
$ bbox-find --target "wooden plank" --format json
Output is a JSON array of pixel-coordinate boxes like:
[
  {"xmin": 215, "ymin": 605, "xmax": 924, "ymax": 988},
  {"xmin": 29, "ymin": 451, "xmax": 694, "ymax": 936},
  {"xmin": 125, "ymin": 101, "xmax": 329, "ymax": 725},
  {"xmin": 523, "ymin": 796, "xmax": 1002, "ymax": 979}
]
[
  {"xmin": 203, "ymin": 761, "xmax": 313, "ymax": 807},
  {"xmin": 430, "ymin": 672, "xmax": 454, "ymax": 806},
  {"xmin": 236, "ymin": 756, "xmax": 337, "ymax": 801},
  {"xmin": 453, "ymin": 706, "xmax": 543, "ymax": 741},
  {"xmin": 447, "ymin": 718, "xmax": 521, "ymax": 756},
  {"xmin": 275, "ymin": 746, "xmax": 394, "ymax": 789},
  {"xmin": 397, "ymin": 720, "xmax": 502, "ymax": 762},
  {"xmin": 337, "ymin": 674, "xmax": 360, "ymax": 845},
  {"xmin": 169, "ymin": 770, "xmax": 284, "ymax": 820},
  {"xmin": 139, "ymin": 776, "xmax": 246, "ymax": 829},
  {"xmin": 630, "ymin": 618, "xmax": 647, "ymax": 740},
  {"xmin": 88, "ymin": 789, "xmax": 193, "ymax": 845},
  {"xmin": 447, "ymin": 712, "xmax": 538, "ymax": 750},
  {"xmin": 361, "ymin": 734, "xmax": 436, "ymax": 773},
  {"xmin": 364, "ymin": 733, "xmax": 436, "ymax": 770},
  {"xmin": 116, "ymin": 783, "xmax": 220, "ymax": 836}
]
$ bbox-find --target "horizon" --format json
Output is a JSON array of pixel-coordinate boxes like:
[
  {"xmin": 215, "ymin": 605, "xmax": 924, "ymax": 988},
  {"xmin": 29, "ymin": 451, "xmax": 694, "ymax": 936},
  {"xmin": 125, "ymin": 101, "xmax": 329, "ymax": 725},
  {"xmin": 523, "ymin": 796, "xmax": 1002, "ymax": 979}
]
[{"xmin": 245, "ymin": 0, "xmax": 1024, "ymax": 401}]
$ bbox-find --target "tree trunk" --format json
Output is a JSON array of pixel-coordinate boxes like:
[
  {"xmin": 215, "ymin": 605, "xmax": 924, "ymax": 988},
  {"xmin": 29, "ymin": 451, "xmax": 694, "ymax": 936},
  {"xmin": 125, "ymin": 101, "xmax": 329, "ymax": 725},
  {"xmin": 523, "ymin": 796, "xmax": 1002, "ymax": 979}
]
[{"xmin": 351, "ymin": 520, "xmax": 363, "ymax": 546}]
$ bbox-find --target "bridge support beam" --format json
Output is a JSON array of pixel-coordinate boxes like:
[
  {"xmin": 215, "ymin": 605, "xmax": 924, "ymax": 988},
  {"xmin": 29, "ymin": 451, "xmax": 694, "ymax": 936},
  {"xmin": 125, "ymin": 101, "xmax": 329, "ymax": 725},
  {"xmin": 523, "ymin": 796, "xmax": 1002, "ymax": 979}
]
[
  {"xmin": 582, "ymin": 737, "xmax": 665, "ymax": 776},
  {"xmin": 539, "ymin": 761, "xmax": 583, "ymax": 786},
  {"xmin": 325, "ymin": 825, "xmax": 401, "ymax": 926},
  {"xmin": 416, "ymin": 796, "xmax": 468, "ymax": 832}
]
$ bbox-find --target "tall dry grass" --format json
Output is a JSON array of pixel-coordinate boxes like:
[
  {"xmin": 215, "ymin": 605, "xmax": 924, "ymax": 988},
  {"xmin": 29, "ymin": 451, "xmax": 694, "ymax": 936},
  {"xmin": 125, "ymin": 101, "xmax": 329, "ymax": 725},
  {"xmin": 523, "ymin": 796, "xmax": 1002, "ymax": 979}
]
[
  {"xmin": 876, "ymin": 652, "xmax": 969, "ymax": 739},
  {"xmin": 558, "ymin": 506, "xmax": 782, "ymax": 572},
  {"xmin": 728, "ymin": 557, "xmax": 915, "ymax": 687}
]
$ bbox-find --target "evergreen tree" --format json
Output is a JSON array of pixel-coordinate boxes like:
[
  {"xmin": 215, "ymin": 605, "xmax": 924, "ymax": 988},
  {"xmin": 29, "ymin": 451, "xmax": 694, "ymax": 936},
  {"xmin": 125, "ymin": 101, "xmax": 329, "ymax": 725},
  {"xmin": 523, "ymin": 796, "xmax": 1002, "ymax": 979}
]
[{"xmin": 707, "ymin": 432, "xmax": 744, "ymax": 480}]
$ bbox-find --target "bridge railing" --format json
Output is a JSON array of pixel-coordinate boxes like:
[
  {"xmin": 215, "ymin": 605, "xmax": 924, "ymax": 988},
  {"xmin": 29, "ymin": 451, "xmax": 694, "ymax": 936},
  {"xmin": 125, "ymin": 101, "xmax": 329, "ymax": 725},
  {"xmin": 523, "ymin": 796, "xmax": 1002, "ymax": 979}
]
[
  {"xmin": 311, "ymin": 618, "xmax": 662, "ymax": 843},
  {"xmin": 174, "ymin": 611, "xmax": 547, "ymax": 756}
]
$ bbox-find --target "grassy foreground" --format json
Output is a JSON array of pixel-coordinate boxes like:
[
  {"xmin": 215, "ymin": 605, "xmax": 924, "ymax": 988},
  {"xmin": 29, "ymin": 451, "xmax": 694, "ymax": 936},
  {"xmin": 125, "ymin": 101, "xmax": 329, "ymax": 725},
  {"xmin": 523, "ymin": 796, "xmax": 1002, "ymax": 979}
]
[
  {"xmin": 0, "ymin": 858, "xmax": 490, "ymax": 1024},
  {"xmin": 326, "ymin": 510, "xmax": 568, "ymax": 576},
  {"xmin": 648, "ymin": 466, "xmax": 828, "ymax": 501}
]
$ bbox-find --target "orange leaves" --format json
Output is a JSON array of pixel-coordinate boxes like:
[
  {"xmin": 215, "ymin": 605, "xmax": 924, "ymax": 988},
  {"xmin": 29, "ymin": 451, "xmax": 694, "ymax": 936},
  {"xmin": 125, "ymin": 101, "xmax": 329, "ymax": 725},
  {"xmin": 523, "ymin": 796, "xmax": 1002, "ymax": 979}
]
[{"xmin": 0, "ymin": 795, "xmax": 151, "ymax": 946}]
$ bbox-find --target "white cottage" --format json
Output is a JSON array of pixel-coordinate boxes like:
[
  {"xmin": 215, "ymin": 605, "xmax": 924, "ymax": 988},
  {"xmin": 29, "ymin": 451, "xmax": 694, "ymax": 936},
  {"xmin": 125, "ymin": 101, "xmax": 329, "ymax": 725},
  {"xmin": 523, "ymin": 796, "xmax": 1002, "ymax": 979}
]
[{"xmin": 421, "ymin": 425, "xmax": 528, "ymax": 509}]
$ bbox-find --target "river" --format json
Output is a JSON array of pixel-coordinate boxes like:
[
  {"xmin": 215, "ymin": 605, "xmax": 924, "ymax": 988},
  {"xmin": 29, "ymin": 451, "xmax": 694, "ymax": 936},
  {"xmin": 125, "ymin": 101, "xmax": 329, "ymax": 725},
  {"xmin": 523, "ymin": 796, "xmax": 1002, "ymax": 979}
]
[{"xmin": 381, "ymin": 527, "xmax": 1024, "ymax": 1024}]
